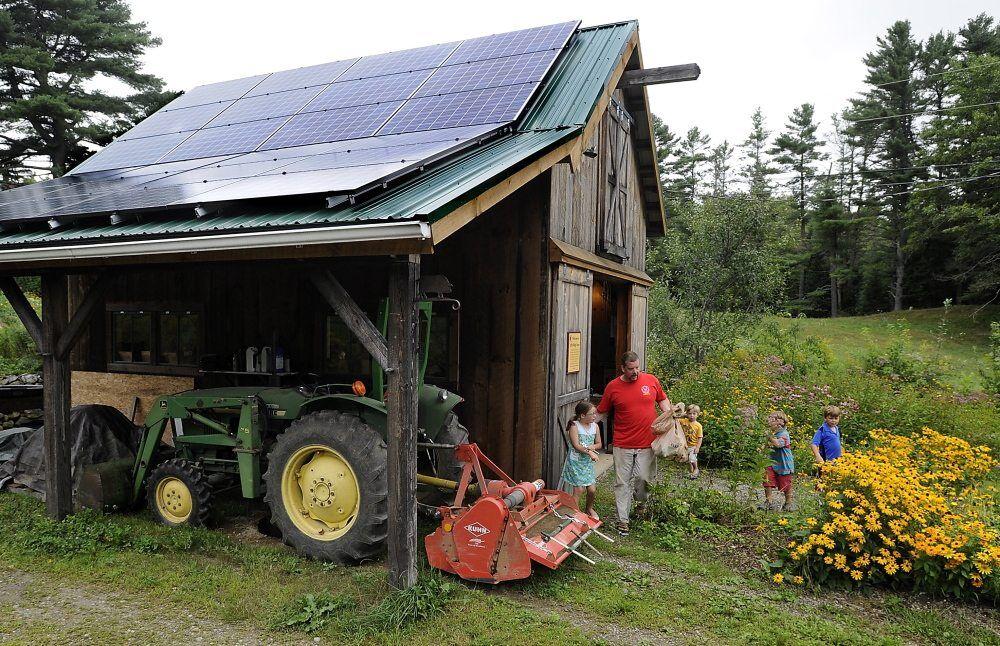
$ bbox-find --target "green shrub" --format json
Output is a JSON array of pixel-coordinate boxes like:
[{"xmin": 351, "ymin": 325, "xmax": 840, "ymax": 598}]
[
  {"xmin": 748, "ymin": 319, "xmax": 832, "ymax": 376},
  {"xmin": 983, "ymin": 322, "xmax": 1000, "ymax": 395},
  {"xmin": 0, "ymin": 324, "xmax": 40, "ymax": 374},
  {"xmin": 861, "ymin": 323, "xmax": 946, "ymax": 389},
  {"xmin": 636, "ymin": 480, "xmax": 759, "ymax": 547}
]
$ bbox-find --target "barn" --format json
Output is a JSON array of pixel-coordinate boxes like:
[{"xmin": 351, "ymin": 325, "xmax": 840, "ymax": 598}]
[{"xmin": 0, "ymin": 19, "xmax": 697, "ymax": 584}]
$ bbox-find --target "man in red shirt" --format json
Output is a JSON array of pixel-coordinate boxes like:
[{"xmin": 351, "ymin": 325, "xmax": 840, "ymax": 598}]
[{"xmin": 597, "ymin": 351, "xmax": 671, "ymax": 536}]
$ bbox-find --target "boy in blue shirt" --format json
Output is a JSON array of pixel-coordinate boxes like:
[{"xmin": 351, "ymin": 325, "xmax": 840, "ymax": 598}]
[
  {"xmin": 811, "ymin": 405, "xmax": 843, "ymax": 466},
  {"xmin": 762, "ymin": 410, "xmax": 795, "ymax": 511}
]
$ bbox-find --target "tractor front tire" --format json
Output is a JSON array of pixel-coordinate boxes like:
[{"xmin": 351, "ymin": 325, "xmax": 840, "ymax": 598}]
[
  {"xmin": 147, "ymin": 459, "xmax": 212, "ymax": 527},
  {"xmin": 264, "ymin": 410, "xmax": 387, "ymax": 563}
]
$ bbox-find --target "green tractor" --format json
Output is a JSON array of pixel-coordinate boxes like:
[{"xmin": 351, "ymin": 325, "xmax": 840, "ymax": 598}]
[{"xmin": 103, "ymin": 300, "xmax": 467, "ymax": 562}]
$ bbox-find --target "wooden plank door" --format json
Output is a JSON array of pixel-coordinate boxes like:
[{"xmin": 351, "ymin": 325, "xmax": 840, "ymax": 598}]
[
  {"xmin": 630, "ymin": 285, "xmax": 649, "ymax": 370},
  {"xmin": 544, "ymin": 264, "xmax": 593, "ymax": 487}
]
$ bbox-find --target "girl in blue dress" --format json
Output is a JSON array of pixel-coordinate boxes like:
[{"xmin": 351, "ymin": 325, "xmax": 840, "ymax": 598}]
[{"xmin": 561, "ymin": 401, "xmax": 602, "ymax": 519}]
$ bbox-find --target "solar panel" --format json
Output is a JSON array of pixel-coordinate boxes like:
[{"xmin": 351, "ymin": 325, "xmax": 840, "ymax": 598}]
[
  {"xmin": 415, "ymin": 50, "xmax": 553, "ymax": 97},
  {"xmin": 259, "ymin": 101, "xmax": 404, "ymax": 150},
  {"xmin": 160, "ymin": 74, "xmax": 268, "ymax": 111},
  {"xmin": 379, "ymin": 84, "xmax": 535, "ymax": 135},
  {"xmin": 69, "ymin": 132, "xmax": 194, "ymax": 174},
  {"xmin": 303, "ymin": 70, "xmax": 433, "ymax": 112},
  {"xmin": 122, "ymin": 101, "xmax": 236, "ymax": 139},
  {"xmin": 246, "ymin": 58, "xmax": 359, "ymax": 95},
  {"xmin": 446, "ymin": 21, "xmax": 577, "ymax": 63},
  {"xmin": 207, "ymin": 87, "xmax": 324, "ymax": 126},
  {"xmin": 7, "ymin": 21, "xmax": 580, "ymax": 223},
  {"xmin": 160, "ymin": 118, "xmax": 289, "ymax": 162},
  {"xmin": 338, "ymin": 42, "xmax": 458, "ymax": 81}
]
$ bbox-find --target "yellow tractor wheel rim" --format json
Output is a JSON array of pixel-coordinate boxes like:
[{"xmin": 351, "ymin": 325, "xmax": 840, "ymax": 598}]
[
  {"xmin": 155, "ymin": 476, "xmax": 193, "ymax": 524},
  {"xmin": 281, "ymin": 444, "xmax": 360, "ymax": 541}
]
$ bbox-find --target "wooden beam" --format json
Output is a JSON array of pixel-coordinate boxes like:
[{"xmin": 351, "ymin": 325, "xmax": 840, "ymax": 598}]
[
  {"xmin": 41, "ymin": 274, "xmax": 72, "ymax": 520},
  {"xmin": 309, "ymin": 269, "xmax": 390, "ymax": 372},
  {"xmin": 548, "ymin": 238, "xmax": 654, "ymax": 286},
  {"xmin": 55, "ymin": 271, "xmax": 111, "ymax": 360},
  {"xmin": 386, "ymin": 254, "xmax": 420, "ymax": 589},
  {"xmin": 618, "ymin": 63, "xmax": 701, "ymax": 87},
  {"xmin": 0, "ymin": 277, "xmax": 42, "ymax": 348}
]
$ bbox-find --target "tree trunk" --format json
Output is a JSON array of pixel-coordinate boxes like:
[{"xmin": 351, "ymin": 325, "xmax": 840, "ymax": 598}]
[
  {"xmin": 830, "ymin": 260, "xmax": 839, "ymax": 318},
  {"xmin": 893, "ymin": 239, "xmax": 905, "ymax": 312}
]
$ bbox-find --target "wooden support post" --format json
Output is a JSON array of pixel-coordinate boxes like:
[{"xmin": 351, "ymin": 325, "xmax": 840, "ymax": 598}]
[
  {"xmin": 309, "ymin": 269, "xmax": 390, "ymax": 371},
  {"xmin": 386, "ymin": 254, "xmax": 420, "ymax": 589},
  {"xmin": 0, "ymin": 277, "xmax": 43, "ymax": 347},
  {"xmin": 41, "ymin": 274, "xmax": 72, "ymax": 520}
]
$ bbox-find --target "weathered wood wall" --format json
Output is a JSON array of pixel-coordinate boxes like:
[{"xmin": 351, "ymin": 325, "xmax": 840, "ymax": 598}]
[
  {"xmin": 549, "ymin": 91, "xmax": 647, "ymax": 273},
  {"xmin": 425, "ymin": 175, "xmax": 550, "ymax": 482}
]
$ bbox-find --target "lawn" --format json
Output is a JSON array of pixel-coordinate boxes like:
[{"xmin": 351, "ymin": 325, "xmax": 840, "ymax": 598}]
[
  {"xmin": 1, "ymin": 463, "xmax": 998, "ymax": 645},
  {"xmin": 771, "ymin": 305, "xmax": 999, "ymax": 390}
]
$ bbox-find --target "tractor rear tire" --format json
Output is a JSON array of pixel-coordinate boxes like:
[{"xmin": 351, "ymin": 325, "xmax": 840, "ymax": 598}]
[
  {"xmin": 263, "ymin": 410, "xmax": 387, "ymax": 563},
  {"xmin": 147, "ymin": 459, "xmax": 212, "ymax": 527}
]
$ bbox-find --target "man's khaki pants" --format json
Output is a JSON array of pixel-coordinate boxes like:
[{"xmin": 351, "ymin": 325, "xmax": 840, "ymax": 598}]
[{"xmin": 613, "ymin": 446, "xmax": 656, "ymax": 524}]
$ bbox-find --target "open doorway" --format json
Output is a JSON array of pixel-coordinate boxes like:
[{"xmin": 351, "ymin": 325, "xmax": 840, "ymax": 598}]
[{"xmin": 590, "ymin": 278, "xmax": 630, "ymax": 449}]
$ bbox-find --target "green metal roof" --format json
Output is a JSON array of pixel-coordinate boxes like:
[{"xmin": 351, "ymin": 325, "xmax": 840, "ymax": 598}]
[{"xmin": 0, "ymin": 21, "xmax": 641, "ymax": 252}]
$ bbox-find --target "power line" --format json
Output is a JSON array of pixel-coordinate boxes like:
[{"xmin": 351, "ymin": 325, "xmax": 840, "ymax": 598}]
[
  {"xmin": 866, "ymin": 57, "xmax": 1000, "ymax": 90},
  {"xmin": 809, "ymin": 170, "xmax": 1000, "ymax": 205},
  {"xmin": 745, "ymin": 159, "xmax": 999, "ymax": 182},
  {"xmin": 845, "ymin": 100, "xmax": 1000, "ymax": 124}
]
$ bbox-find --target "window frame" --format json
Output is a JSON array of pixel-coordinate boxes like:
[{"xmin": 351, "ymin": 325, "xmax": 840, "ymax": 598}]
[{"xmin": 106, "ymin": 302, "xmax": 204, "ymax": 376}]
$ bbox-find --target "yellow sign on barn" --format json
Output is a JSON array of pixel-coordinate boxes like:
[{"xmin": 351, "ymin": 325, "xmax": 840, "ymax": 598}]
[{"xmin": 567, "ymin": 332, "xmax": 582, "ymax": 373}]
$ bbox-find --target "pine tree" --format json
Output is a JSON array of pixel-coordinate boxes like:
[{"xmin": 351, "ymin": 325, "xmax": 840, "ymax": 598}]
[
  {"xmin": 811, "ymin": 179, "xmax": 861, "ymax": 317},
  {"xmin": 710, "ymin": 141, "xmax": 733, "ymax": 197},
  {"xmin": 920, "ymin": 31, "xmax": 958, "ymax": 111},
  {"xmin": 676, "ymin": 127, "xmax": 711, "ymax": 202},
  {"xmin": 0, "ymin": 0, "xmax": 172, "ymax": 177},
  {"xmin": 652, "ymin": 115, "xmax": 685, "ymax": 203},
  {"xmin": 770, "ymin": 103, "xmax": 825, "ymax": 307},
  {"xmin": 852, "ymin": 20, "xmax": 925, "ymax": 311},
  {"xmin": 958, "ymin": 13, "xmax": 1000, "ymax": 56},
  {"xmin": 739, "ymin": 107, "xmax": 779, "ymax": 197}
]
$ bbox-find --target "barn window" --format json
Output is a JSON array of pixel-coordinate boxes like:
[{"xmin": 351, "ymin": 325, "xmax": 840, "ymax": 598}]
[
  {"xmin": 599, "ymin": 98, "xmax": 633, "ymax": 261},
  {"xmin": 325, "ymin": 316, "xmax": 373, "ymax": 379},
  {"xmin": 108, "ymin": 305, "xmax": 202, "ymax": 371}
]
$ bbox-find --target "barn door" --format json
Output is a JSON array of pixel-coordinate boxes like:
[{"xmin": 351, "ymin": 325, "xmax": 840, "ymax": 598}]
[
  {"xmin": 630, "ymin": 284, "xmax": 649, "ymax": 370},
  {"xmin": 600, "ymin": 102, "xmax": 632, "ymax": 260},
  {"xmin": 544, "ymin": 264, "xmax": 593, "ymax": 487}
]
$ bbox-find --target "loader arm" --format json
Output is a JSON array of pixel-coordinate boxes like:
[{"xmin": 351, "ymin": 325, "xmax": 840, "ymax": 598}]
[{"xmin": 131, "ymin": 395, "xmax": 265, "ymax": 504}]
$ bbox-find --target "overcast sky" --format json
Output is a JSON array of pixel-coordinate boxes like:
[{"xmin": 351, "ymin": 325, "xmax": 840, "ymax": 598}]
[{"xmin": 129, "ymin": 0, "xmax": 996, "ymax": 164}]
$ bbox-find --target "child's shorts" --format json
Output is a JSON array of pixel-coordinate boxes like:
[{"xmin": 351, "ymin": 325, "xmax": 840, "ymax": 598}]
[
  {"xmin": 687, "ymin": 447, "xmax": 698, "ymax": 464},
  {"xmin": 764, "ymin": 466, "xmax": 793, "ymax": 493}
]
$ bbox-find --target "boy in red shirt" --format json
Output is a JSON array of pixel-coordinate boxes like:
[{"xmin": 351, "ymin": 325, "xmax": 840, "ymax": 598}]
[{"xmin": 597, "ymin": 351, "xmax": 671, "ymax": 536}]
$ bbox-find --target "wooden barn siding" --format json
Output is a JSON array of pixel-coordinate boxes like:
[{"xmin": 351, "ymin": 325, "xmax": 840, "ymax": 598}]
[
  {"xmin": 426, "ymin": 175, "xmax": 550, "ymax": 481},
  {"xmin": 549, "ymin": 92, "xmax": 647, "ymax": 273}
]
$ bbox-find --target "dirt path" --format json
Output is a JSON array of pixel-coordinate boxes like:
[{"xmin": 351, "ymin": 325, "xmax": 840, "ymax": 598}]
[{"xmin": 0, "ymin": 568, "xmax": 315, "ymax": 646}]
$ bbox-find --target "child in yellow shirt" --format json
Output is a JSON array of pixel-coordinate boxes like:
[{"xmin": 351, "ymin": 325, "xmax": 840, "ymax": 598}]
[{"xmin": 679, "ymin": 404, "xmax": 704, "ymax": 479}]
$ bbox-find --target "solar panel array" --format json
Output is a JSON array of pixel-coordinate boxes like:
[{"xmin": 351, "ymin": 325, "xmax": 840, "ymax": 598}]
[{"xmin": 0, "ymin": 20, "xmax": 579, "ymax": 224}]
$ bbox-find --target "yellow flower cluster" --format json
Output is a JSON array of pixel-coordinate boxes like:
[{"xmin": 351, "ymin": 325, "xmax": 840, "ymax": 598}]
[{"xmin": 782, "ymin": 428, "xmax": 998, "ymax": 595}]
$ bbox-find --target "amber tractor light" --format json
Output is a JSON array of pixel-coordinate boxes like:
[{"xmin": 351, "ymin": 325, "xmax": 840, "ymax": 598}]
[{"xmin": 352, "ymin": 380, "xmax": 367, "ymax": 396}]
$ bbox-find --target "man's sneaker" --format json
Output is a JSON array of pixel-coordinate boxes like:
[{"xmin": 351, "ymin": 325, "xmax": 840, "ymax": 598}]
[{"xmin": 615, "ymin": 521, "xmax": 630, "ymax": 537}]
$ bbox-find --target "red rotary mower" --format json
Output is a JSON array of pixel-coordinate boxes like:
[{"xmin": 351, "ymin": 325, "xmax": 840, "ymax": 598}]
[{"xmin": 424, "ymin": 443, "xmax": 613, "ymax": 584}]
